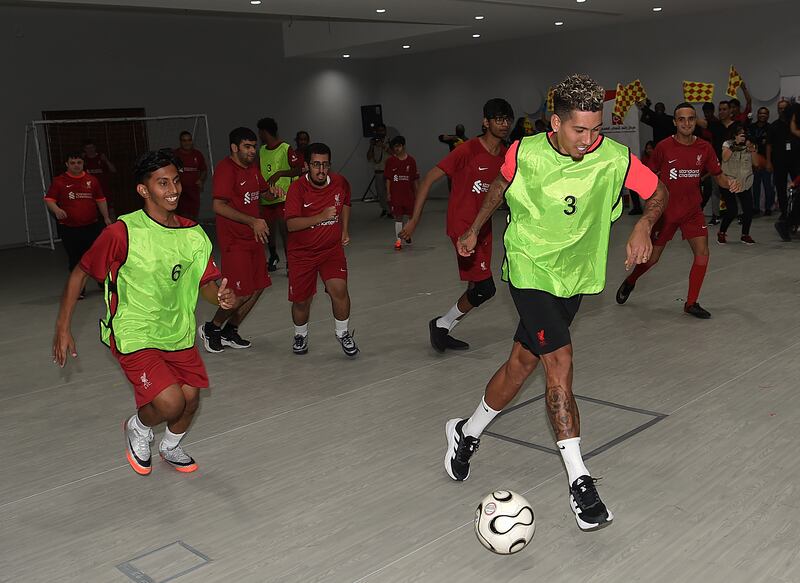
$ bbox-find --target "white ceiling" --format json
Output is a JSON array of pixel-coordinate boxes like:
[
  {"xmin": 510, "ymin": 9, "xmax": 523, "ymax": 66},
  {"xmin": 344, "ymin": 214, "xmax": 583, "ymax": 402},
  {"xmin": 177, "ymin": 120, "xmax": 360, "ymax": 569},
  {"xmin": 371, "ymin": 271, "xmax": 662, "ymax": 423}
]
[{"xmin": 21, "ymin": 0, "xmax": 771, "ymax": 58}]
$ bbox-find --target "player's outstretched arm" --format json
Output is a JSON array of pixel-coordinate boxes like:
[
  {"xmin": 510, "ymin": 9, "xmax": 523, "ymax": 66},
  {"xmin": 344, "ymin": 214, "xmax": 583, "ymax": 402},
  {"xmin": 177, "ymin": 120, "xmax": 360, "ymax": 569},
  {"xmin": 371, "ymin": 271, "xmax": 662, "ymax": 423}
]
[
  {"xmin": 625, "ymin": 180, "xmax": 668, "ymax": 270},
  {"xmin": 399, "ymin": 166, "xmax": 446, "ymax": 240},
  {"xmin": 457, "ymin": 174, "xmax": 509, "ymax": 257},
  {"xmin": 212, "ymin": 199, "xmax": 269, "ymax": 242},
  {"xmin": 341, "ymin": 205, "xmax": 351, "ymax": 246},
  {"xmin": 52, "ymin": 267, "xmax": 90, "ymax": 367},
  {"xmin": 286, "ymin": 206, "xmax": 337, "ymax": 232},
  {"xmin": 200, "ymin": 277, "xmax": 238, "ymax": 309}
]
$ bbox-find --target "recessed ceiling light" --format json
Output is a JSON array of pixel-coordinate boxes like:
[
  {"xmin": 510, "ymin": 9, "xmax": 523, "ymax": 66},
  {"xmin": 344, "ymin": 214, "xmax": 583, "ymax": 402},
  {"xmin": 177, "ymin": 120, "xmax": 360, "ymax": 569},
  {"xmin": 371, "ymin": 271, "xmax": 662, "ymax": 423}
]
[
  {"xmin": 376, "ymin": 8, "xmax": 386, "ymax": 13},
  {"xmin": 250, "ymin": 0, "xmax": 261, "ymax": 4},
  {"xmin": 576, "ymin": 0, "xmax": 586, "ymax": 3},
  {"xmin": 472, "ymin": 33, "xmax": 481, "ymax": 38},
  {"xmin": 342, "ymin": 54, "xmax": 351, "ymax": 58},
  {"xmin": 474, "ymin": 15, "xmax": 485, "ymax": 20},
  {"xmin": 652, "ymin": 6, "xmax": 662, "ymax": 11},
  {"xmin": 555, "ymin": 21, "xmax": 564, "ymax": 25},
  {"xmin": 402, "ymin": 45, "xmax": 411, "ymax": 49}
]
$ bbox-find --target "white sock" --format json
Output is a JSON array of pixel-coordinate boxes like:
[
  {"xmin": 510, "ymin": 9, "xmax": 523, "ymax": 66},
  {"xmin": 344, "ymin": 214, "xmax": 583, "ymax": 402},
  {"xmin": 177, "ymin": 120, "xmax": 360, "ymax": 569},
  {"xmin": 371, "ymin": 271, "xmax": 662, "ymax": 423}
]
[
  {"xmin": 463, "ymin": 397, "xmax": 501, "ymax": 438},
  {"xmin": 161, "ymin": 427, "xmax": 185, "ymax": 451},
  {"xmin": 295, "ymin": 323, "xmax": 308, "ymax": 337},
  {"xmin": 437, "ymin": 304, "xmax": 465, "ymax": 331},
  {"xmin": 557, "ymin": 437, "xmax": 590, "ymax": 484},
  {"xmin": 394, "ymin": 221, "xmax": 403, "ymax": 239},
  {"xmin": 335, "ymin": 318, "xmax": 349, "ymax": 338},
  {"xmin": 129, "ymin": 414, "xmax": 150, "ymax": 434}
]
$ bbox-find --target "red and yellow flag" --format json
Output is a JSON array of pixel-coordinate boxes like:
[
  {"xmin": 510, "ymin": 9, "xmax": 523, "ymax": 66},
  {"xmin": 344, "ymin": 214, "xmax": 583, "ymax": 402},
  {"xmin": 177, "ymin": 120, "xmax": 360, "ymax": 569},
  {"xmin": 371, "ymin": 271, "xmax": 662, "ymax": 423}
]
[
  {"xmin": 546, "ymin": 86, "xmax": 555, "ymax": 112},
  {"xmin": 727, "ymin": 65, "xmax": 743, "ymax": 98},
  {"xmin": 683, "ymin": 80, "xmax": 715, "ymax": 103}
]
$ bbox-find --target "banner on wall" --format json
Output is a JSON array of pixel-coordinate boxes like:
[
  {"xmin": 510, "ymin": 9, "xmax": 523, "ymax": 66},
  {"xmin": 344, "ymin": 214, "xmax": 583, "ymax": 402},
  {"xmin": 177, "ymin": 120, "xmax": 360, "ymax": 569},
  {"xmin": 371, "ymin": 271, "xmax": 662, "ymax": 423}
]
[{"xmin": 602, "ymin": 89, "xmax": 640, "ymax": 159}]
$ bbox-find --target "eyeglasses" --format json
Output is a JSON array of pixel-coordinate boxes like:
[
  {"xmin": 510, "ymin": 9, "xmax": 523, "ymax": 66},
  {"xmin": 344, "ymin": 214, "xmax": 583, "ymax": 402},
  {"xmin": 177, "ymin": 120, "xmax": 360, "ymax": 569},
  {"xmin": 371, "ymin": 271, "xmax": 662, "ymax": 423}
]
[
  {"xmin": 490, "ymin": 116, "xmax": 513, "ymax": 125},
  {"xmin": 309, "ymin": 161, "xmax": 331, "ymax": 169}
]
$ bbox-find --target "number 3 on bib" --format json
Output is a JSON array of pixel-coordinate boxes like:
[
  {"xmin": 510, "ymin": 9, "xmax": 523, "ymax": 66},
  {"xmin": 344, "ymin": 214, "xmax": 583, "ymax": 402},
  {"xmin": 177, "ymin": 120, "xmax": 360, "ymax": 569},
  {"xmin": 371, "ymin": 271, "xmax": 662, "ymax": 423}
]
[{"xmin": 563, "ymin": 196, "xmax": 577, "ymax": 216}]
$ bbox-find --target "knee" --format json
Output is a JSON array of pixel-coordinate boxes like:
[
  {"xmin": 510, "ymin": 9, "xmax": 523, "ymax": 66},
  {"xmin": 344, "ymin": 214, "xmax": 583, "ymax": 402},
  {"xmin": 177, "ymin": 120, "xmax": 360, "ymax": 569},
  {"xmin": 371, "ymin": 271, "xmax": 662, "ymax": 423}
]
[
  {"xmin": 508, "ymin": 350, "xmax": 538, "ymax": 382},
  {"xmin": 157, "ymin": 394, "xmax": 186, "ymax": 422},
  {"xmin": 183, "ymin": 389, "xmax": 199, "ymax": 415},
  {"xmin": 466, "ymin": 277, "xmax": 496, "ymax": 307},
  {"xmin": 540, "ymin": 346, "xmax": 573, "ymax": 377}
]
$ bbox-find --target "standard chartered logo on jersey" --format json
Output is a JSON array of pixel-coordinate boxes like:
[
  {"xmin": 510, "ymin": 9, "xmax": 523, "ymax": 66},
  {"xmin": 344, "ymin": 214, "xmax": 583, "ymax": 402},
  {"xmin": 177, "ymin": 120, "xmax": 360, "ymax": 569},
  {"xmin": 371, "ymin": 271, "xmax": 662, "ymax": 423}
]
[
  {"xmin": 244, "ymin": 191, "xmax": 259, "ymax": 204},
  {"xmin": 669, "ymin": 168, "xmax": 700, "ymax": 180},
  {"xmin": 472, "ymin": 180, "xmax": 490, "ymax": 194}
]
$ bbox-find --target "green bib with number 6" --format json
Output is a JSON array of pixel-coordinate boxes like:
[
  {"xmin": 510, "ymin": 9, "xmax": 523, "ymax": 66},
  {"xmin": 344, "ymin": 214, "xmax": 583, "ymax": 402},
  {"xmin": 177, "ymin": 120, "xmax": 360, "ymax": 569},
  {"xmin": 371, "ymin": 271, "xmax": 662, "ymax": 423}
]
[
  {"xmin": 100, "ymin": 210, "xmax": 212, "ymax": 354},
  {"xmin": 502, "ymin": 132, "xmax": 630, "ymax": 297}
]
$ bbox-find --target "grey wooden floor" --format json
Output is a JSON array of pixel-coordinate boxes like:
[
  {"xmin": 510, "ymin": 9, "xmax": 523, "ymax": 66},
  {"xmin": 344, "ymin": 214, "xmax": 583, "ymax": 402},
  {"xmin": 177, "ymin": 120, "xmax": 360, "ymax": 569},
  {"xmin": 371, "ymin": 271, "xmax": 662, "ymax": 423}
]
[{"xmin": 1, "ymin": 200, "xmax": 798, "ymax": 583}]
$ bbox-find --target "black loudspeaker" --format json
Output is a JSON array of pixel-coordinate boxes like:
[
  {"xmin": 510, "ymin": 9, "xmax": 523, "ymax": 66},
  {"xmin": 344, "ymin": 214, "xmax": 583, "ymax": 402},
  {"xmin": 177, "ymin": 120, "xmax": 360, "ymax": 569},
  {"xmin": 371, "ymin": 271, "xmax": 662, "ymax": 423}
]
[{"xmin": 361, "ymin": 104, "xmax": 383, "ymax": 137}]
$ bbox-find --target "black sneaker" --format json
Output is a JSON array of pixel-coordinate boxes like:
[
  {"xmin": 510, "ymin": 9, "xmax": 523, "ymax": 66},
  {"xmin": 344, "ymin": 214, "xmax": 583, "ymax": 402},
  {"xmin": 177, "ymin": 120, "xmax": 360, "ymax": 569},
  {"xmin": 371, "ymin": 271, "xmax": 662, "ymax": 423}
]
[
  {"xmin": 337, "ymin": 331, "xmax": 359, "ymax": 357},
  {"xmin": 444, "ymin": 418, "xmax": 480, "ymax": 481},
  {"xmin": 709, "ymin": 215, "xmax": 720, "ymax": 226},
  {"xmin": 429, "ymin": 318, "xmax": 449, "ymax": 353},
  {"xmin": 684, "ymin": 302, "xmax": 711, "ymax": 319},
  {"xmin": 198, "ymin": 323, "xmax": 224, "ymax": 353},
  {"xmin": 221, "ymin": 324, "xmax": 251, "ymax": 349},
  {"xmin": 445, "ymin": 335, "xmax": 470, "ymax": 350},
  {"xmin": 569, "ymin": 475, "xmax": 613, "ymax": 531},
  {"xmin": 268, "ymin": 254, "xmax": 279, "ymax": 272},
  {"xmin": 775, "ymin": 221, "xmax": 791, "ymax": 242},
  {"xmin": 615, "ymin": 279, "xmax": 635, "ymax": 304},
  {"xmin": 293, "ymin": 334, "xmax": 308, "ymax": 354}
]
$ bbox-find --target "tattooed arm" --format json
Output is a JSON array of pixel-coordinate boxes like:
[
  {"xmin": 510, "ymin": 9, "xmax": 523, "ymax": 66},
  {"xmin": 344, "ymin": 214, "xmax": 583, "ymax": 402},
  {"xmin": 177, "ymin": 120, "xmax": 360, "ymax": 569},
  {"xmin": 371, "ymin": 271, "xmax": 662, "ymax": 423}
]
[
  {"xmin": 625, "ymin": 180, "xmax": 668, "ymax": 270},
  {"xmin": 456, "ymin": 174, "xmax": 509, "ymax": 257}
]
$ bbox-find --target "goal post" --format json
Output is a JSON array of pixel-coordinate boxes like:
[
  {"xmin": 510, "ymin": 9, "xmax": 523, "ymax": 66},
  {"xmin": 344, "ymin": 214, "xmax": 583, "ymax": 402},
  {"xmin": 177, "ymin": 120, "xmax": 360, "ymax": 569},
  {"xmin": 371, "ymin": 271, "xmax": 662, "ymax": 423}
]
[{"xmin": 21, "ymin": 113, "xmax": 214, "ymax": 249}]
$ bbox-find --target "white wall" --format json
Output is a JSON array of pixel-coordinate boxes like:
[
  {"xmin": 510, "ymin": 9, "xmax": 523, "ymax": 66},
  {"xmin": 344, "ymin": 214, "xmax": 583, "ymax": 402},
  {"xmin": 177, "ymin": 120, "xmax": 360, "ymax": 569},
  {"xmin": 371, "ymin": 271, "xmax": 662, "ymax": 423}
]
[
  {"xmin": 374, "ymin": 1, "xmax": 800, "ymax": 190},
  {"xmin": 1, "ymin": 4, "xmax": 378, "ymax": 247}
]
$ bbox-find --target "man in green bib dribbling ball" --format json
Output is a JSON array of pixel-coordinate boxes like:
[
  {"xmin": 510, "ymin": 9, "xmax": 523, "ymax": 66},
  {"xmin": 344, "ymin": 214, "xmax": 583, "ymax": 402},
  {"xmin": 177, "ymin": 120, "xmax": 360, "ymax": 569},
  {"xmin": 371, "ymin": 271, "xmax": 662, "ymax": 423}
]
[
  {"xmin": 442, "ymin": 74, "xmax": 670, "ymax": 532},
  {"xmin": 52, "ymin": 149, "xmax": 239, "ymax": 477}
]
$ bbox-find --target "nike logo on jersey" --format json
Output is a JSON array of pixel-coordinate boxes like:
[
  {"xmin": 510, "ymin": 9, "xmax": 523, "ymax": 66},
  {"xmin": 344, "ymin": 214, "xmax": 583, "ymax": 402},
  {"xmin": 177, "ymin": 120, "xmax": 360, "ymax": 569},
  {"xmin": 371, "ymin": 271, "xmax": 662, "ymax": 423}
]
[
  {"xmin": 303, "ymin": 203, "xmax": 313, "ymax": 208},
  {"xmin": 240, "ymin": 180, "xmax": 247, "ymax": 186},
  {"xmin": 668, "ymin": 159, "xmax": 678, "ymax": 164},
  {"xmin": 478, "ymin": 166, "xmax": 489, "ymax": 171}
]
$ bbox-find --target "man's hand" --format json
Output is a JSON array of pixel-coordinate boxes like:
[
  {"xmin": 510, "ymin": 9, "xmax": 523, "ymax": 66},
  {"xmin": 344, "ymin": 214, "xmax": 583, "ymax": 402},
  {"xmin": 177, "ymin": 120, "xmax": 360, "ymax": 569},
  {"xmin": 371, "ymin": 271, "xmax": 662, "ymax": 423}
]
[
  {"xmin": 728, "ymin": 178, "xmax": 744, "ymax": 193},
  {"xmin": 53, "ymin": 207, "xmax": 67, "ymax": 220},
  {"xmin": 217, "ymin": 278, "xmax": 237, "ymax": 310},
  {"xmin": 319, "ymin": 206, "xmax": 337, "ymax": 222},
  {"xmin": 251, "ymin": 218, "xmax": 269, "ymax": 242},
  {"xmin": 342, "ymin": 231, "xmax": 350, "ymax": 246},
  {"xmin": 457, "ymin": 228, "xmax": 478, "ymax": 257},
  {"xmin": 52, "ymin": 328, "xmax": 77, "ymax": 368},
  {"xmin": 625, "ymin": 222, "xmax": 653, "ymax": 271},
  {"xmin": 398, "ymin": 219, "xmax": 416, "ymax": 240}
]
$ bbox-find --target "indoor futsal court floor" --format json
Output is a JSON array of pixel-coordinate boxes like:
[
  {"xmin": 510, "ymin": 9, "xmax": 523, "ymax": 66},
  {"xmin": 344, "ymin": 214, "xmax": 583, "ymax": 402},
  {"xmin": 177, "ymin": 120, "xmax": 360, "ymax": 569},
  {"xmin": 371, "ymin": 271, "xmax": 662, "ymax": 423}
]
[{"xmin": 1, "ymin": 199, "xmax": 798, "ymax": 582}]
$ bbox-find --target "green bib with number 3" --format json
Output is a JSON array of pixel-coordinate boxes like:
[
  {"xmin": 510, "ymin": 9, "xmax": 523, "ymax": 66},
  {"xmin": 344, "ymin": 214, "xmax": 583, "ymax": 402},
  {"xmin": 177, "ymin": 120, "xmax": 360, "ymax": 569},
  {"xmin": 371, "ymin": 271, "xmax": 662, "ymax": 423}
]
[
  {"xmin": 100, "ymin": 210, "xmax": 212, "ymax": 354},
  {"xmin": 259, "ymin": 143, "xmax": 293, "ymax": 205},
  {"xmin": 502, "ymin": 133, "xmax": 630, "ymax": 297}
]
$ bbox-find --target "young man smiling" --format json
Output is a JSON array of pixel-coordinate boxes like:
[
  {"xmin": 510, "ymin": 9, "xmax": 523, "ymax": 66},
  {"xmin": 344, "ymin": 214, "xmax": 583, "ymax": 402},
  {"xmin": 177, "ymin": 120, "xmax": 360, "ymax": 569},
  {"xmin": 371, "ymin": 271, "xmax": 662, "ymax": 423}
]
[
  {"xmin": 442, "ymin": 75, "xmax": 669, "ymax": 531},
  {"xmin": 52, "ymin": 149, "xmax": 237, "ymax": 476}
]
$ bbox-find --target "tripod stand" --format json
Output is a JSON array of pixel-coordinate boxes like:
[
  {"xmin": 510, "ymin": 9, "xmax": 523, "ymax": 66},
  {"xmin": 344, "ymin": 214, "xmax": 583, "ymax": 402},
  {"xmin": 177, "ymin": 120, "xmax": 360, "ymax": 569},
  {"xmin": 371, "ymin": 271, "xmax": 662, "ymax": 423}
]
[{"xmin": 361, "ymin": 173, "xmax": 378, "ymax": 202}]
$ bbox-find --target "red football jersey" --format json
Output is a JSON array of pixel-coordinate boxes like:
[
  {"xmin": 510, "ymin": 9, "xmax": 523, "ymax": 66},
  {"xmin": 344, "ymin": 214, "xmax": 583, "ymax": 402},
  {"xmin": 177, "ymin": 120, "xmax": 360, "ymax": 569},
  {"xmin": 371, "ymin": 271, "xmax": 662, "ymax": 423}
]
[
  {"xmin": 83, "ymin": 153, "xmax": 112, "ymax": 193},
  {"xmin": 437, "ymin": 138, "xmax": 506, "ymax": 239},
  {"xmin": 384, "ymin": 154, "xmax": 419, "ymax": 207},
  {"xmin": 650, "ymin": 136, "xmax": 721, "ymax": 222},
  {"xmin": 285, "ymin": 173, "xmax": 351, "ymax": 253},
  {"xmin": 80, "ymin": 218, "xmax": 220, "ymax": 285},
  {"xmin": 173, "ymin": 148, "xmax": 207, "ymax": 191},
  {"xmin": 44, "ymin": 172, "xmax": 105, "ymax": 227},
  {"xmin": 212, "ymin": 157, "xmax": 267, "ymax": 244}
]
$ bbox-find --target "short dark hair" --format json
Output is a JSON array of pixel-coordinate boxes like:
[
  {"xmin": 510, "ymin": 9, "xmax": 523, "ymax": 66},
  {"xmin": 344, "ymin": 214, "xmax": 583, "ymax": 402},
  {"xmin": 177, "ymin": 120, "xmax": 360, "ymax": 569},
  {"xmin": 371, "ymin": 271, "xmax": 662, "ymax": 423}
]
[
  {"xmin": 257, "ymin": 117, "xmax": 278, "ymax": 136},
  {"xmin": 133, "ymin": 149, "xmax": 181, "ymax": 185},
  {"xmin": 725, "ymin": 122, "xmax": 744, "ymax": 140},
  {"xmin": 673, "ymin": 102, "xmax": 696, "ymax": 116},
  {"xmin": 389, "ymin": 135, "xmax": 406, "ymax": 147},
  {"xmin": 179, "ymin": 130, "xmax": 192, "ymax": 139},
  {"xmin": 229, "ymin": 127, "xmax": 257, "ymax": 147},
  {"xmin": 65, "ymin": 151, "xmax": 84, "ymax": 162},
  {"xmin": 552, "ymin": 74, "xmax": 604, "ymax": 119},
  {"xmin": 718, "ymin": 100, "xmax": 730, "ymax": 107},
  {"xmin": 295, "ymin": 130, "xmax": 309, "ymax": 141},
  {"xmin": 702, "ymin": 102, "xmax": 715, "ymax": 112},
  {"xmin": 483, "ymin": 98, "xmax": 514, "ymax": 120},
  {"xmin": 729, "ymin": 98, "xmax": 741, "ymax": 109},
  {"xmin": 306, "ymin": 142, "xmax": 331, "ymax": 160}
]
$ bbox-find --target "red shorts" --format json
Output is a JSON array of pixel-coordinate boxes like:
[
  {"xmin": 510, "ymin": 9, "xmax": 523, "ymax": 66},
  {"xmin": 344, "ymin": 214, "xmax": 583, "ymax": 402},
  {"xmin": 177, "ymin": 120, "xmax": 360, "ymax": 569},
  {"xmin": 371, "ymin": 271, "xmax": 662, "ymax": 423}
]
[
  {"xmin": 652, "ymin": 208, "xmax": 708, "ymax": 246},
  {"xmin": 260, "ymin": 202, "xmax": 285, "ymax": 224},
  {"xmin": 220, "ymin": 239, "xmax": 271, "ymax": 296},
  {"xmin": 287, "ymin": 245, "xmax": 347, "ymax": 302},
  {"xmin": 390, "ymin": 194, "xmax": 414, "ymax": 218},
  {"xmin": 113, "ymin": 345, "xmax": 209, "ymax": 408},
  {"xmin": 450, "ymin": 234, "xmax": 493, "ymax": 282}
]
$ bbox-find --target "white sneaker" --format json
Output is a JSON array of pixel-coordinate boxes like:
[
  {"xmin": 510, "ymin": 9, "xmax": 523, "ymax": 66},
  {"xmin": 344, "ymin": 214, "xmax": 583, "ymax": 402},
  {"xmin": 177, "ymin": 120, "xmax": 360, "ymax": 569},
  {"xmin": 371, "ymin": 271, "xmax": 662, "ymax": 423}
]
[
  {"xmin": 124, "ymin": 416, "xmax": 153, "ymax": 475},
  {"xmin": 337, "ymin": 331, "xmax": 359, "ymax": 357},
  {"xmin": 159, "ymin": 444, "xmax": 198, "ymax": 473}
]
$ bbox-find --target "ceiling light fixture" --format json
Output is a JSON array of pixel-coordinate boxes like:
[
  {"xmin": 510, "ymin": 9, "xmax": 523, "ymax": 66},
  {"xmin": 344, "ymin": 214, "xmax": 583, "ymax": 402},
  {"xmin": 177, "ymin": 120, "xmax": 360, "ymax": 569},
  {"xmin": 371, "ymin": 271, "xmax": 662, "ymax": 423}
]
[
  {"xmin": 474, "ymin": 15, "xmax": 485, "ymax": 20},
  {"xmin": 555, "ymin": 21, "xmax": 564, "ymax": 25},
  {"xmin": 472, "ymin": 33, "xmax": 481, "ymax": 38},
  {"xmin": 250, "ymin": 0, "xmax": 261, "ymax": 4},
  {"xmin": 652, "ymin": 6, "xmax": 662, "ymax": 11},
  {"xmin": 376, "ymin": 8, "xmax": 386, "ymax": 13},
  {"xmin": 402, "ymin": 45, "xmax": 411, "ymax": 49},
  {"xmin": 342, "ymin": 54, "xmax": 351, "ymax": 58},
  {"xmin": 576, "ymin": 0, "xmax": 586, "ymax": 3}
]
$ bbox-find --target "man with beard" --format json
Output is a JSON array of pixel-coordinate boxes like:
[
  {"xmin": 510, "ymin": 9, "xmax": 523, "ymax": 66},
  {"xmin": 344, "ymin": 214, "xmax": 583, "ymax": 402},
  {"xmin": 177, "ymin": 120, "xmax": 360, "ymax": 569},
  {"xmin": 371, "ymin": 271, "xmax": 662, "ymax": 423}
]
[{"xmin": 400, "ymin": 98, "xmax": 514, "ymax": 352}]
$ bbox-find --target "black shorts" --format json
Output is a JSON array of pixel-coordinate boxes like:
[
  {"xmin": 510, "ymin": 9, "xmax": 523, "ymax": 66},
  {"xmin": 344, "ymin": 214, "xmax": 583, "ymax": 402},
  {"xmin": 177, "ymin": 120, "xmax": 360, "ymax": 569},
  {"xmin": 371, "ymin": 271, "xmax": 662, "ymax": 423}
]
[{"xmin": 510, "ymin": 285, "xmax": 582, "ymax": 355}]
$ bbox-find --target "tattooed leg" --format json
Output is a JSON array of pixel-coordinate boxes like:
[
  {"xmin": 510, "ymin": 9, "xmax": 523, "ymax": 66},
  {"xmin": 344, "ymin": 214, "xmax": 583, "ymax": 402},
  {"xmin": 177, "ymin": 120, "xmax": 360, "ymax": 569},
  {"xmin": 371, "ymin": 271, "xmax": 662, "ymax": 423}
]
[{"xmin": 540, "ymin": 345, "xmax": 579, "ymax": 441}]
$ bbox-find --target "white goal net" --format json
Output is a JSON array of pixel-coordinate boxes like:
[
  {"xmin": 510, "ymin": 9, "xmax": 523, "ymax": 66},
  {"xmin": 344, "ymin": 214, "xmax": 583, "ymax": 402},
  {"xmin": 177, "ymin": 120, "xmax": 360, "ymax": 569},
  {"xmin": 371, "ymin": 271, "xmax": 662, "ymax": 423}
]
[{"xmin": 22, "ymin": 114, "xmax": 214, "ymax": 249}]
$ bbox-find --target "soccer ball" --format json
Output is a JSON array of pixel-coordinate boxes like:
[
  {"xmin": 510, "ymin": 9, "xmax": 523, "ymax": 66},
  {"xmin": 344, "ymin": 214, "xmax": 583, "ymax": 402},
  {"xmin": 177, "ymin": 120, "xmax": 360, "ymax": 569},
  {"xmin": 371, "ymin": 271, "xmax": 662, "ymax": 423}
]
[{"xmin": 474, "ymin": 490, "xmax": 535, "ymax": 554}]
